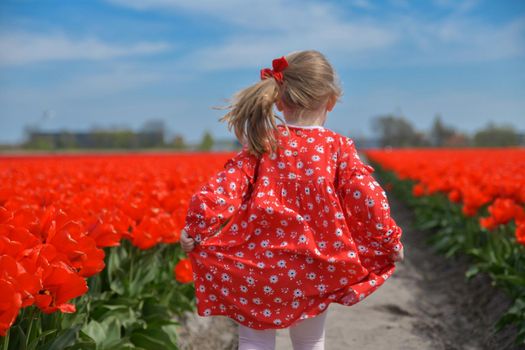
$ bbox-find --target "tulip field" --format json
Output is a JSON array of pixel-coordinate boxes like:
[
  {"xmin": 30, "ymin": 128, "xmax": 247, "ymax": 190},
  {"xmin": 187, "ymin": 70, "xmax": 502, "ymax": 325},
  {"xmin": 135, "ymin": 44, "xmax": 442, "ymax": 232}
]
[
  {"xmin": 364, "ymin": 147, "xmax": 525, "ymax": 345},
  {"xmin": 1, "ymin": 147, "xmax": 525, "ymax": 348},
  {"xmin": 0, "ymin": 152, "xmax": 236, "ymax": 349}
]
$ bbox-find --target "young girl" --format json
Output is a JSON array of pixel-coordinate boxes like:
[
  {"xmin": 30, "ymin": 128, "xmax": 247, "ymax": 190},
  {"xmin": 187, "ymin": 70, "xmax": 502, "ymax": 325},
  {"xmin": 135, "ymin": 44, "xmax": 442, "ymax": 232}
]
[{"xmin": 180, "ymin": 50, "xmax": 404, "ymax": 350}]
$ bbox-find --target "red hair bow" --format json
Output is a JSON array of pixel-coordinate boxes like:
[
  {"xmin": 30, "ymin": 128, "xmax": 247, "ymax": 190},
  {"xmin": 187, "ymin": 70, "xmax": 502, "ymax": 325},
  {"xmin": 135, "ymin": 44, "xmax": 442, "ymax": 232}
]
[{"xmin": 260, "ymin": 56, "xmax": 288, "ymax": 84}]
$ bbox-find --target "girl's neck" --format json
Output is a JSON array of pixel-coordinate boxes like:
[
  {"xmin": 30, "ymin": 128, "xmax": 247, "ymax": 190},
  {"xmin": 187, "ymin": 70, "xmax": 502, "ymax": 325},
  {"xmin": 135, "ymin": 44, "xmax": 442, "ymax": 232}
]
[{"xmin": 281, "ymin": 106, "xmax": 327, "ymax": 127}]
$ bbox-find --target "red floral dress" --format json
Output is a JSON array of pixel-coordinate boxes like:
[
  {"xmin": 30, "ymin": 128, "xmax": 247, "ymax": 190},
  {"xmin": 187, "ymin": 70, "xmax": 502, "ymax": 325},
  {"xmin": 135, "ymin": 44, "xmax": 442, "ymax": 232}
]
[{"xmin": 183, "ymin": 123, "xmax": 403, "ymax": 330}]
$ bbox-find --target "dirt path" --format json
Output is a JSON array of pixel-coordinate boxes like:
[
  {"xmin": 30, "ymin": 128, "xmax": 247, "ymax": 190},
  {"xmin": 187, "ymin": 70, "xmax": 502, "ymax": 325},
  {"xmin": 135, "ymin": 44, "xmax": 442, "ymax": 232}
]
[
  {"xmin": 275, "ymin": 192, "xmax": 522, "ymax": 350},
  {"xmin": 177, "ymin": 179, "xmax": 523, "ymax": 350}
]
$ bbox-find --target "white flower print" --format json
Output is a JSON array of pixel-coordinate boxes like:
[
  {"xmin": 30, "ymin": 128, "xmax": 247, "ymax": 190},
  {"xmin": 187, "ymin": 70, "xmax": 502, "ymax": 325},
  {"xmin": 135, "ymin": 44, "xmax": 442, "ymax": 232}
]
[
  {"xmin": 265, "ymin": 250, "xmax": 274, "ymax": 258},
  {"xmin": 221, "ymin": 287, "xmax": 229, "ymax": 296},
  {"xmin": 246, "ymin": 276, "xmax": 255, "ymax": 285},
  {"xmin": 288, "ymin": 269, "xmax": 297, "ymax": 279},
  {"xmin": 293, "ymin": 289, "xmax": 303, "ymax": 297},
  {"xmin": 204, "ymin": 308, "xmax": 212, "ymax": 316},
  {"xmin": 277, "ymin": 260, "xmax": 287, "ymax": 268},
  {"xmin": 248, "ymin": 242, "xmax": 256, "ymax": 250},
  {"xmin": 263, "ymin": 309, "xmax": 272, "ymax": 317},
  {"xmin": 340, "ymin": 277, "xmax": 348, "ymax": 285},
  {"xmin": 274, "ymin": 319, "xmax": 282, "ymax": 326},
  {"xmin": 278, "ymin": 162, "xmax": 286, "ymax": 169},
  {"xmin": 209, "ymin": 294, "xmax": 217, "ymax": 301},
  {"xmin": 261, "ymin": 239, "xmax": 269, "ymax": 248},
  {"xmin": 257, "ymin": 262, "xmax": 266, "ymax": 269},
  {"xmin": 307, "ymin": 272, "xmax": 316, "ymax": 280},
  {"xmin": 263, "ymin": 286, "xmax": 273, "ymax": 294},
  {"xmin": 312, "ymin": 155, "xmax": 320, "ymax": 161},
  {"xmin": 307, "ymin": 137, "xmax": 315, "ymax": 143},
  {"xmin": 240, "ymin": 285, "xmax": 248, "ymax": 292},
  {"xmin": 270, "ymin": 275, "xmax": 279, "ymax": 283},
  {"xmin": 240, "ymin": 297, "xmax": 248, "ymax": 305},
  {"xmin": 253, "ymin": 297, "xmax": 262, "ymax": 305},
  {"xmin": 366, "ymin": 198, "xmax": 375, "ymax": 207},
  {"xmin": 297, "ymin": 161, "xmax": 304, "ymax": 169},
  {"xmin": 298, "ymin": 234, "xmax": 308, "ymax": 244},
  {"xmin": 305, "ymin": 168, "xmax": 314, "ymax": 176},
  {"xmin": 335, "ymin": 228, "xmax": 343, "ymax": 236},
  {"xmin": 285, "ymin": 150, "xmax": 292, "ymax": 156},
  {"xmin": 292, "ymin": 301, "xmax": 300, "ymax": 309},
  {"xmin": 237, "ymin": 314, "xmax": 245, "ymax": 322}
]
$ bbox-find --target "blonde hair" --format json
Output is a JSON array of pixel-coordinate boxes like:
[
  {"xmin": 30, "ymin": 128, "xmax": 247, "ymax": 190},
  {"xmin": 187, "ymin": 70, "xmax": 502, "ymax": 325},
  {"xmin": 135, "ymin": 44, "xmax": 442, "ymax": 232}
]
[{"xmin": 214, "ymin": 50, "xmax": 343, "ymax": 158}]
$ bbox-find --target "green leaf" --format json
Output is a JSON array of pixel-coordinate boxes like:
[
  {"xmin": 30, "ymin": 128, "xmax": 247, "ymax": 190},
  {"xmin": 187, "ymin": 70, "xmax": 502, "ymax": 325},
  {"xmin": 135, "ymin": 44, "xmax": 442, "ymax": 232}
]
[
  {"xmin": 81, "ymin": 320, "xmax": 106, "ymax": 347},
  {"xmin": 41, "ymin": 325, "xmax": 81, "ymax": 350},
  {"xmin": 464, "ymin": 265, "xmax": 480, "ymax": 280}
]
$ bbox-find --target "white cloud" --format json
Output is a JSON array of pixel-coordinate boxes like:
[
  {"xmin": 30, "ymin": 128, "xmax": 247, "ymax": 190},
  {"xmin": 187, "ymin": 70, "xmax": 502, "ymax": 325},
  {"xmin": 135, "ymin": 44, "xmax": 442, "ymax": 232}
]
[
  {"xmin": 104, "ymin": 0, "xmax": 525, "ymax": 71},
  {"xmin": 0, "ymin": 31, "xmax": 172, "ymax": 66}
]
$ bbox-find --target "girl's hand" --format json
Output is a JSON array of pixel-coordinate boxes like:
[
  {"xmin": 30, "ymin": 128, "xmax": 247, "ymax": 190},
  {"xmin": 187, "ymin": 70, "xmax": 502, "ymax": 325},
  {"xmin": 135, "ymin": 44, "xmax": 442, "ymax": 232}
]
[
  {"xmin": 180, "ymin": 229, "xmax": 196, "ymax": 253},
  {"xmin": 389, "ymin": 245, "xmax": 404, "ymax": 262}
]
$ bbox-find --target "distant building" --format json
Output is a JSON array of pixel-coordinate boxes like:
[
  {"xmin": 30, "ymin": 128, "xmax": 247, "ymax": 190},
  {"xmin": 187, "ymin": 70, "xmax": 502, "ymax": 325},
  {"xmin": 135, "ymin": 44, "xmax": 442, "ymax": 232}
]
[{"xmin": 26, "ymin": 129, "xmax": 164, "ymax": 149}]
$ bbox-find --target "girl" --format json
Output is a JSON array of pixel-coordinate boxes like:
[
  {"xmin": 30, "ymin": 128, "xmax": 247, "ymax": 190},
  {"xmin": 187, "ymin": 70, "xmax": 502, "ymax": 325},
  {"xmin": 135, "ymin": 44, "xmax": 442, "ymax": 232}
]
[{"xmin": 180, "ymin": 50, "xmax": 404, "ymax": 350}]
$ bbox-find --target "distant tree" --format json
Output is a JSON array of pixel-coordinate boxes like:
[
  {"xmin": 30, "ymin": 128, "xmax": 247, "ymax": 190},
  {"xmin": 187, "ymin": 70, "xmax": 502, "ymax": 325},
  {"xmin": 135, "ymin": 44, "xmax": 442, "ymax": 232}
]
[
  {"xmin": 473, "ymin": 122, "xmax": 519, "ymax": 147},
  {"xmin": 429, "ymin": 114, "xmax": 456, "ymax": 147},
  {"xmin": 443, "ymin": 132, "xmax": 471, "ymax": 147},
  {"xmin": 170, "ymin": 134, "xmax": 187, "ymax": 150},
  {"xmin": 199, "ymin": 131, "xmax": 214, "ymax": 151},
  {"xmin": 371, "ymin": 114, "xmax": 429, "ymax": 147}
]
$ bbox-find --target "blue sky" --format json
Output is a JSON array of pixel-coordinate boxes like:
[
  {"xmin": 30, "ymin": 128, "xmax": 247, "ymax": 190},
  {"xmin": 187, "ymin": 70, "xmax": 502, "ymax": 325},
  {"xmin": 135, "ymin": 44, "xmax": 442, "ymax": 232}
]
[{"xmin": 0, "ymin": 0, "xmax": 524, "ymax": 144}]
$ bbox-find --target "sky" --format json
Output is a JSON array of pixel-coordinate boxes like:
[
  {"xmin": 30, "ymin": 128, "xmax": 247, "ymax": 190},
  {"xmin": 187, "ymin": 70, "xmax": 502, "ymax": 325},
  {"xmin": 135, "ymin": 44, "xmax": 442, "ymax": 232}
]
[{"xmin": 0, "ymin": 0, "xmax": 524, "ymax": 144}]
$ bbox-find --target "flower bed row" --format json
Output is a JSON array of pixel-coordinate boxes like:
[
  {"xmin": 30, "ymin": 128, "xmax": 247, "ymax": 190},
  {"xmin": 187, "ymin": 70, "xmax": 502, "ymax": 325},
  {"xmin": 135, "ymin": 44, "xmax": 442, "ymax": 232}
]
[
  {"xmin": 363, "ymin": 147, "xmax": 525, "ymax": 345},
  {"xmin": 0, "ymin": 153, "xmax": 233, "ymax": 349}
]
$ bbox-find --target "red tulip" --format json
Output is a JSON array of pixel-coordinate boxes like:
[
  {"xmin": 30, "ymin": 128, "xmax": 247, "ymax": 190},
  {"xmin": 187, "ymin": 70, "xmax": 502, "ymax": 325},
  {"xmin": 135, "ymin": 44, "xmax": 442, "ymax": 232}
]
[{"xmin": 174, "ymin": 258, "xmax": 193, "ymax": 283}]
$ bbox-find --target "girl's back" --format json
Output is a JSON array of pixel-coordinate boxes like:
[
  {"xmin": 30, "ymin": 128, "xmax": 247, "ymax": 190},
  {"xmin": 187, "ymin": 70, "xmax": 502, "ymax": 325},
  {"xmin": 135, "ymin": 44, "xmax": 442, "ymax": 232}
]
[{"xmin": 184, "ymin": 121, "xmax": 402, "ymax": 330}]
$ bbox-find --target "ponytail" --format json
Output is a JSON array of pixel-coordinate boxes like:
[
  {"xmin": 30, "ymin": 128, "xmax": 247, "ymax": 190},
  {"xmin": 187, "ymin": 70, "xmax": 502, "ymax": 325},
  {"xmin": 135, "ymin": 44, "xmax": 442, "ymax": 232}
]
[
  {"xmin": 215, "ymin": 78, "xmax": 288, "ymax": 158},
  {"xmin": 214, "ymin": 50, "xmax": 342, "ymax": 158}
]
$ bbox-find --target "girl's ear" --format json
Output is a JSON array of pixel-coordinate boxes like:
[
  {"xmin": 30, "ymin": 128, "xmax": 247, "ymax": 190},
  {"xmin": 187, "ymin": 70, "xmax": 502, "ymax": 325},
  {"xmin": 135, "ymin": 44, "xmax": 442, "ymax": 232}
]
[{"xmin": 326, "ymin": 95, "xmax": 337, "ymax": 112}]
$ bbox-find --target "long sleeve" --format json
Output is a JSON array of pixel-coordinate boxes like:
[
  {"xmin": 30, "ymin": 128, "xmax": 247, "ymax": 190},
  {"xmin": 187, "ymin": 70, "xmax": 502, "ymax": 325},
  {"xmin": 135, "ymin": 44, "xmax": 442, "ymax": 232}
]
[
  {"xmin": 334, "ymin": 137, "xmax": 403, "ymax": 261},
  {"xmin": 183, "ymin": 146, "xmax": 259, "ymax": 244}
]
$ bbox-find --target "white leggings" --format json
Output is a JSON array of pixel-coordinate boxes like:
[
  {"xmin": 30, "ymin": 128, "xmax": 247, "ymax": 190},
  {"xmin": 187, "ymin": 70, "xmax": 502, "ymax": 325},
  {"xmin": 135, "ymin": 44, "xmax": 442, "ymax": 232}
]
[{"xmin": 237, "ymin": 308, "xmax": 329, "ymax": 350}]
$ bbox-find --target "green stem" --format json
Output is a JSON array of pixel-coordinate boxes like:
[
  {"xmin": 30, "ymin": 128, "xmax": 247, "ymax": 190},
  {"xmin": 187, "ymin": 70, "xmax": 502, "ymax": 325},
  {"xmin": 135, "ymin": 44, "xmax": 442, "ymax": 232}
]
[
  {"xmin": 25, "ymin": 307, "xmax": 36, "ymax": 349},
  {"xmin": 3, "ymin": 327, "xmax": 10, "ymax": 350}
]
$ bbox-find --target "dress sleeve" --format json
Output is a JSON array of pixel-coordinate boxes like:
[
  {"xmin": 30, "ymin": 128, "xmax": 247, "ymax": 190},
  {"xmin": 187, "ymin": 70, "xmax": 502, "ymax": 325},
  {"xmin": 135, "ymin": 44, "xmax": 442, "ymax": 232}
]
[
  {"xmin": 334, "ymin": 137, "xmax": 403, "ymax": 261},
  {"xmin": 182, "ymin": 146, "xmax": 259, "ymax": 244}
]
